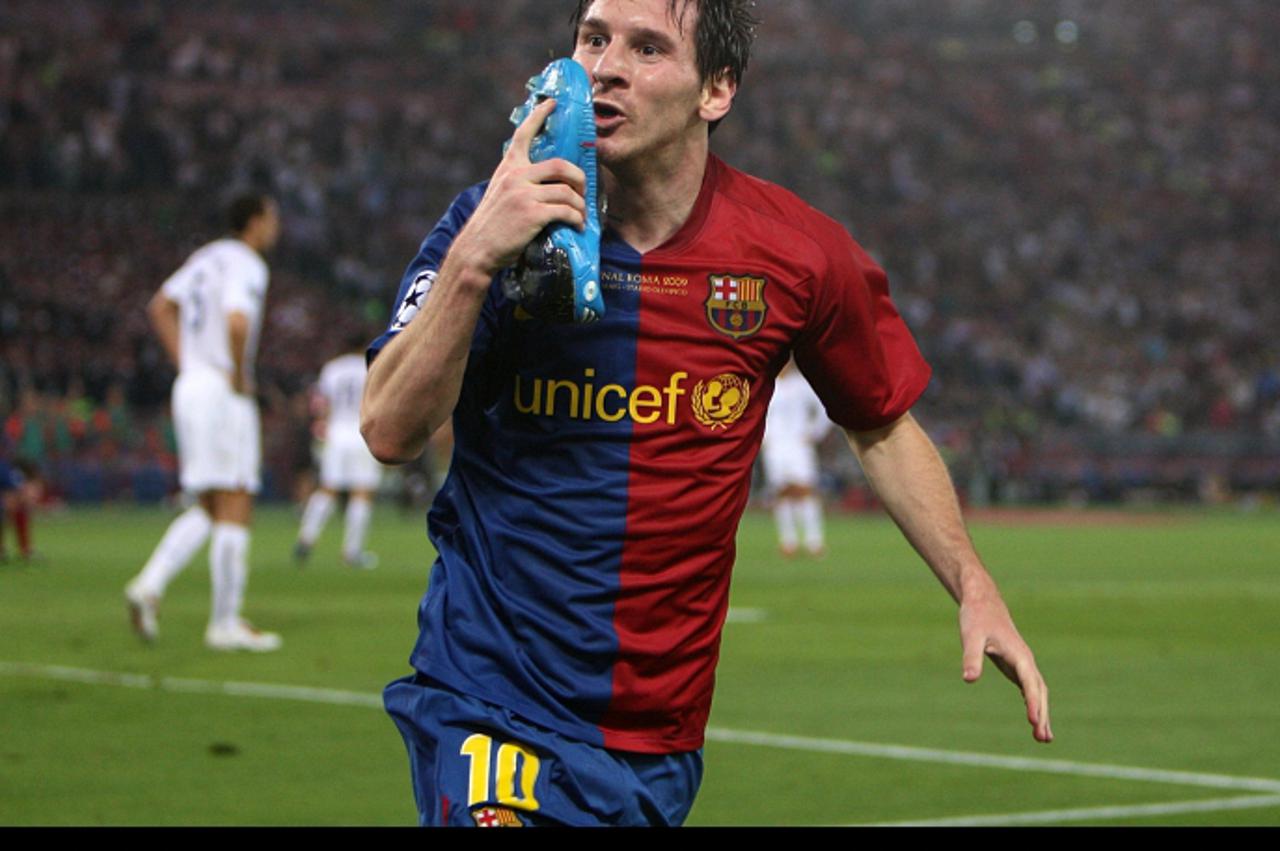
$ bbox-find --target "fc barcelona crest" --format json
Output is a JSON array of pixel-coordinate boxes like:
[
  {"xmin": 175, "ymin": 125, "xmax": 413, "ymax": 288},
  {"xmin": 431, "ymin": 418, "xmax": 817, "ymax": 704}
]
[{"xmin": 705, "ymin": 274, "xmax": 768, "ymax": 340}]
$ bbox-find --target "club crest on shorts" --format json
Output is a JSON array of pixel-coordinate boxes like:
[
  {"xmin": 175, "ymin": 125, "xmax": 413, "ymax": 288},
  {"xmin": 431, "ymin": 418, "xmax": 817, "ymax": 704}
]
[
  {"xmin": 470, "ymin": 805, "xmax": 524, "ymax": 827},
  {"xmin": 705, "ymin": 274, "xmax": 767, "ymax": 340}
]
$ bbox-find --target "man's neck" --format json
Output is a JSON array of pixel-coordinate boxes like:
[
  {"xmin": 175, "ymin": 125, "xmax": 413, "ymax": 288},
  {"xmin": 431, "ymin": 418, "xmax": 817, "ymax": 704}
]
[
  {"xmin": 236, "ymin": 233, "xmax": 265, "ymax": 257},
  {"xmin": 601, "ymin": 137, "xmax": 709, "ymax": 254}
]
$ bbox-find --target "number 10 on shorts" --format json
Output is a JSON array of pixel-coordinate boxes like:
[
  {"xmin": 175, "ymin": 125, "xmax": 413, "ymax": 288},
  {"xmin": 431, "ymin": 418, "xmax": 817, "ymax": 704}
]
[{"xmin": 460, "ymin": 734, "xmax": 542, "ymax": 811}]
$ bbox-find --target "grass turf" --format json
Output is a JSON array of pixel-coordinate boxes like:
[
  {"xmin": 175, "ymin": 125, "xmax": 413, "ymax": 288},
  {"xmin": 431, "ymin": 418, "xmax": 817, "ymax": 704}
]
[{"xmin": 1, "ymin": 504, "xmax": 1277, "ymax": 825}]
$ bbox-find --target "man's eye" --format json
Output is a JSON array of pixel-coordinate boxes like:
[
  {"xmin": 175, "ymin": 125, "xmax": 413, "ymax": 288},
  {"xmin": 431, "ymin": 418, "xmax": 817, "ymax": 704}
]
[
  {"xmin": 584, "ymin": 34, "xmax": 606, "ymax": 48},
  {"xmin": 640, "ymin": 44, "xmax": 661, "ymax": 57}
]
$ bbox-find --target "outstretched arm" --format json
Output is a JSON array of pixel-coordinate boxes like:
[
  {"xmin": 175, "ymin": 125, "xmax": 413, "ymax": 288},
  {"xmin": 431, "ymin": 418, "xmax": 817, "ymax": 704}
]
[
  {"xmin": 361, "ymin": 98, "xmax": 587, "ymax": 464},
  {"xmin": 847, "ymin": 412, "xmax": 1052, "ymax": 743}
]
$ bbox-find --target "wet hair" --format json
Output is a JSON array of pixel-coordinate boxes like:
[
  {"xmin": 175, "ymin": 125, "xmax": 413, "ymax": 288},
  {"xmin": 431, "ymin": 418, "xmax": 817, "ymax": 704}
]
[
  {"xmin": 227, "ymin": 193, "xmax": 273, "ymax": 235},
  {"xmin": 571, "ymin": 0, "xmax": 758, "ymax": 88}
]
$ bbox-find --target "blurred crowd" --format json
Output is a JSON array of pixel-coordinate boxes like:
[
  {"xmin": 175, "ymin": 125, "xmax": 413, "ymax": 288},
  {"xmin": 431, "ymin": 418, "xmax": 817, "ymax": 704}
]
[{"xmin": 2, "ymin": 0, "xmax": 1277, "ymax": 504}]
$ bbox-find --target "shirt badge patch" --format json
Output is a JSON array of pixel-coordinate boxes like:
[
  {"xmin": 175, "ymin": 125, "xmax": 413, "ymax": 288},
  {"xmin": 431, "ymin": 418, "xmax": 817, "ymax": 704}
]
[
  {"xmin": 470, "ymin": 805, "xmax": 524, "ymax": 827},
  {"xmin": 391, "ymin": 269, "xmax": 437, "ymax": 330},
  {"xmin": 692, "ymin": 373, "xmax": 751, "ymax": 430},
  {"xmin": 705, "ymin": 274, "xmax": 768, "ymax": 340}
]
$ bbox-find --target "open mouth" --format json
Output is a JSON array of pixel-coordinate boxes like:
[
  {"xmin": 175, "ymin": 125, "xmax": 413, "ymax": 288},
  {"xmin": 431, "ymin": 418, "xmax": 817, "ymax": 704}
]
[{"xmin": 593, "ymin": 103, "xmax": 623, "ymax": 120}]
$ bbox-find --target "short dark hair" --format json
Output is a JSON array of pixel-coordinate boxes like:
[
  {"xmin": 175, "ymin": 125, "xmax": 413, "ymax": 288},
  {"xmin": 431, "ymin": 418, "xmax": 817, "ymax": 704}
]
[
  {"xmin": 571, "ymin": 0, "xmax": 758, "ymax": 88},
  {"xmin": 227, "ymin": 193, "xmax": 272, "ymax": 235}
]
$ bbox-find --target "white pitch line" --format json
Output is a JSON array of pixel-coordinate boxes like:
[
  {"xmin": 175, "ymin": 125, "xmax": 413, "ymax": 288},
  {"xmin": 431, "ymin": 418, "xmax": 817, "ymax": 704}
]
[
  {"xmin": 725, "ymin": 607, "xmax": 767, "ymax": 624},
  {"xmin": 703, "ymin": 728, "xmax": 1280, "ymax": 794},
  {"xmin": 864, "ymin": 793, "xmax": 1280, "ymax": 827},
  {"xmin": 0, "ymin": 661, "xmax": 381, "ymax": 709},
  {"xmin": 162, "ymin": 676, "xmax": 383, "ymax": 708},
  {"xmin": 7, "ymin": 661, "xmax": 1280, "ymax": 798},
  {"xmin": 0, "ymin": 661, "xmax": 155, "ymax": 690}
]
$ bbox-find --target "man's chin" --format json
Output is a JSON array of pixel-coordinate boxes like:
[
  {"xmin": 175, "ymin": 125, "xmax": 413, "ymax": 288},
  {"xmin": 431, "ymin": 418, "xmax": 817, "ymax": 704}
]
[{"xmin": 594, "ymin": 137, "xmax": 635, "ymax": 171}]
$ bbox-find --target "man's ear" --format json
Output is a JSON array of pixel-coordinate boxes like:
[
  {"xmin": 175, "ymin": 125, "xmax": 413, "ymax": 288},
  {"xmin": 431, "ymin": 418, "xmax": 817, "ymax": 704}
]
[{"xmin": 699, "ymin": 69, "xmax": 736, "ymax": 124}]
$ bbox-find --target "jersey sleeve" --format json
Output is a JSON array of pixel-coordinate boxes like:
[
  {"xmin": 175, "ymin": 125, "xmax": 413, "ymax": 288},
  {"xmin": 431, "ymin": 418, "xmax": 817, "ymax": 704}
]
[
  {"xmin": 159, "ymin": 254, "xmax": 196, "ymax": 302},
  {"xmin": 367, "ymin": 183, "xmax": 487, "ymax": 363},
  {"xmin": 793, "ymin": 224, "xmax": 932, "ymax": 432}
]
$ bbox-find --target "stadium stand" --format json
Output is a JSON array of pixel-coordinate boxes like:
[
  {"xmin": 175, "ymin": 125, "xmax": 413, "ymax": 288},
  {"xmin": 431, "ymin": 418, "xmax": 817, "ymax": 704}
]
[{"xmin": 1, "ymin": 0, "xmax": 1277, "ymax": 504}]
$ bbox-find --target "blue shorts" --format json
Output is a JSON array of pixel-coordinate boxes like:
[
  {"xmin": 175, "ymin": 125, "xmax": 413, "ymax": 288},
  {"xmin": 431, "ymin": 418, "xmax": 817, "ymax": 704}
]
[
  {"xmin": 0, "ymin": 461, "xmax": 20, "ymax": 493},
  {"xmin": 384, "ymin": 673, "xmax": 703, "ymax": 827}
]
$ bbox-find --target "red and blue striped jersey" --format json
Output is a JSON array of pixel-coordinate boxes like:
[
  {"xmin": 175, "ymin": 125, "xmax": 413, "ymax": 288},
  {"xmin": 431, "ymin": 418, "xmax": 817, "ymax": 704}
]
[{"xmin": 371, "ymin": 154, "xmax": 931, "ymax": 753}]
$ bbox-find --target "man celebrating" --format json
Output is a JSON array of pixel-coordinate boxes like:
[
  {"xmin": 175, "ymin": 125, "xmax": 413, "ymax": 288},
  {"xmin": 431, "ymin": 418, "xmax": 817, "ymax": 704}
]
[
  {"xmin": 125, "ymin": 193, "xmax": 282, "ymax": 652},
  {"xmin": 363, "ymin": 0, "xmax": 1050, "ymax": 826}
]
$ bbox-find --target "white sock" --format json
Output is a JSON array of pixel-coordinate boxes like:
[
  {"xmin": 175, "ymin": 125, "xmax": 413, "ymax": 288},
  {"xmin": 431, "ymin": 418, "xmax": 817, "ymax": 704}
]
[
  {"xmin": 343, "ymin": 496, "xmax": 373, "ymax": 562},
  {"xmin": 774, "ymin": 500, "xmax": 798, "ymax": 552},
  {"xmin": 132, "ymin": 505, "xmax": 212, "ymax": 597},
  {"xmin": 210, "ymin": 523, "xmax": 250, "ymax": 629},
  {"xmin": 799, "ymin": 495, "xmax": 825, "ymax": 553},
  {"xmin": 298, "ymin": 490, "xmax": 336, "ymax": 547}
]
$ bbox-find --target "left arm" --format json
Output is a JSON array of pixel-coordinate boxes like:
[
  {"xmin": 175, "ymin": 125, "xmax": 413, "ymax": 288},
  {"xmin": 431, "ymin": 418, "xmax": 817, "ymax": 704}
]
[
  {"xmin": 848, "ymin": 412, "xmax": 1052, "ymax": 743},
  {"xmin": 227, "ymin": 310, "xmax": 251, "ymax": 396}
]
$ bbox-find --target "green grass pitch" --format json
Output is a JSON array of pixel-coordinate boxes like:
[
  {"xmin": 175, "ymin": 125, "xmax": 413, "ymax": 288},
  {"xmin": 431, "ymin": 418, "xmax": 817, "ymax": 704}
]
[{"xmin": 1, "ymin": 504, "xmax": 1278, "ymax": 825}]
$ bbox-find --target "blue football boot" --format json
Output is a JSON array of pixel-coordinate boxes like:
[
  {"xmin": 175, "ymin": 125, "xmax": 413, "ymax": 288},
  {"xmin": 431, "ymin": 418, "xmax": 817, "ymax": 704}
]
[{"xmin": 502, "ymin": 58, "xmax": 604, "ymax": 324}]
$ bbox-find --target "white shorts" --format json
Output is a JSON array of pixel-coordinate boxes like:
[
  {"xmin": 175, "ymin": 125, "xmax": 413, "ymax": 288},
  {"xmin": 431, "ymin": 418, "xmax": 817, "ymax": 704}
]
[
  {"xmin": 319, "ymin": 429, "xmax": 383, "ymax": 492},
  {"xmin": 172, "ymin": 370, "xmax": 261, "ymax": 494},
  {"xmin": 761, "ymin": 439, "xmax": 819, "ymax": 490}
]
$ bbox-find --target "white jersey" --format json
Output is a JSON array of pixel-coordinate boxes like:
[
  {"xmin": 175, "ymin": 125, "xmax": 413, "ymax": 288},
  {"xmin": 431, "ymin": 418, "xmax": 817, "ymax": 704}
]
[
  {"xmin": 161, "ymin": 238, "xmax": 269, "ymax": 379},
  {"xmin": 762, "ymin": 369, "xmax": 831, "ymax": 489},
  {"xmin": 315, "ymin": 352, "xmax": 382, "ymax": 491},
  {"xmin": 764, "ymin": 369, "xmax": 830, "ymax": 450},
  {"xmin": 316, "ymin": 354, "xmax": 368, "ymax": 436}
]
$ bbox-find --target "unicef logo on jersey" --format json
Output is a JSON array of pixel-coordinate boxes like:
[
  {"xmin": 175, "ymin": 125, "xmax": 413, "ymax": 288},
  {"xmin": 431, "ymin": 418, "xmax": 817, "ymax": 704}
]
[
  {"xmin": 512, "ymin": 368, "xmax": 753, "ymax": 432},
  {"xmin": 392, "ymin": 269, "xmax": 437, "ymax": 330}
]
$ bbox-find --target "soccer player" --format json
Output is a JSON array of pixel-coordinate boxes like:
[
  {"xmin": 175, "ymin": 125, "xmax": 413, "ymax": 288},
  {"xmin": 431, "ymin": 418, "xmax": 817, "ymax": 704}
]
[
  {"xmin": 1, "ymin": 456, "xmax": 38, "ymax": 563},
  {"xmin": 294, "ymin": 333, "xmax": 384, "ymax": 570},
  {"xmin": 362, "ymin": 0, "xmax": 1051, "ymax": 826},
  {"xmin": 124, "ymin": 193, "xmax": 282, "ymax": 652},
  {"xmin": 762, "ymin": 358, "xmax": 832, "ymax": 557}
]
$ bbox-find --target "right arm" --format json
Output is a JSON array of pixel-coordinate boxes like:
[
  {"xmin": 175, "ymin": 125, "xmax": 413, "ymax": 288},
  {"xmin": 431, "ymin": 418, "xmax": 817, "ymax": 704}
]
[
  {"xmin": 147, "ymin": 290, "xmax": 182, "ymax": 371},
  {"xmin": 361, "ymin": 98, "xmax": 586, "ymax": 464}
]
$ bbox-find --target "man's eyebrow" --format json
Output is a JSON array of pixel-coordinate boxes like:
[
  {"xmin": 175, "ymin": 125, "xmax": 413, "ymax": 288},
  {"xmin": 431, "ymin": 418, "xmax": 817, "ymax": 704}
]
[
  {"xmin": 578, "ymin": 17, "xmax": 680, "ymax": 52},
  {"xmin": 629, "ymin": 26, "xmax": 679, "ymax": 50}
]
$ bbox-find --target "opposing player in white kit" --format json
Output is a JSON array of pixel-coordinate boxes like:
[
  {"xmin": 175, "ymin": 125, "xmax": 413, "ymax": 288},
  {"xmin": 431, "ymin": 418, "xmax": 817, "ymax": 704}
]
[
  {"xmin": 762, "ymin": 359, "xmax": 833, "ymax": 557},
  {"xmin": 124, "ymin": 193, "xmax": 283, "ymax": 651},
  {"xmin": 294, "ymin": 334, "xmax": 384, "ymax": 570}
]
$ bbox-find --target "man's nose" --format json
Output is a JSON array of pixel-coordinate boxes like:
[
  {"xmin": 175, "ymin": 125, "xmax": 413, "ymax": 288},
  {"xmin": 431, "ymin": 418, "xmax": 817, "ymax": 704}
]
[{"xmin": 588, "ymin": 42, "xmax": 627, "ymax": 87}]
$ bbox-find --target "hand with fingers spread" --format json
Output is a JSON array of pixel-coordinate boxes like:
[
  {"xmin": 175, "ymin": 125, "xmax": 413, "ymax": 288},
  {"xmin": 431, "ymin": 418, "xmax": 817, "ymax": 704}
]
[
  {"xmin": 450, "ymin": 98, "xmax": 588, "ymax": 278},
  {"xmin": 848, "ymin": 414, "xmax": 1053, "ymax": 747},
  {"xmin": 960, "ymin": 585, "xmax": 1053, "ymax": 744}
]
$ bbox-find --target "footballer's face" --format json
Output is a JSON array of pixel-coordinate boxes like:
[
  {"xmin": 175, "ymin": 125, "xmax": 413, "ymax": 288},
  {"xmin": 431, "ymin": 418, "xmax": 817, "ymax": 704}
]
[
  {"xmin": 253, "ymin": 200, "xmax": 282, "ymax": 252},
  {"xmin": 573, "ymin": 0, "xmax": 732, "ymax": 171}
]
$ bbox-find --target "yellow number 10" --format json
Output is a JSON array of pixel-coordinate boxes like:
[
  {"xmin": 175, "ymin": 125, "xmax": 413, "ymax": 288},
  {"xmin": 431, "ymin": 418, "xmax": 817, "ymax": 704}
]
[{"xmin": 460, "ymin": 734, "xmax": 542, "ymax": 811}]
